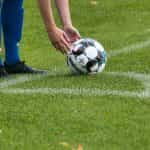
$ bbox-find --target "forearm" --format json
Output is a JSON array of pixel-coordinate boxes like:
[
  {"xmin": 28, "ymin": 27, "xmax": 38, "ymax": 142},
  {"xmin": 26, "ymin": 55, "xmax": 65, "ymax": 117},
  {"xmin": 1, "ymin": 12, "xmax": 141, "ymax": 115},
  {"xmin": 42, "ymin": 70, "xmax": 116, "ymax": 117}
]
[
  {"xmin": 37, "ymin": 0, "xmax": 56, "ymax": 32},
  {"xmin": 55, "ymin": 0, "xmax": 72, "ymax": 27}
]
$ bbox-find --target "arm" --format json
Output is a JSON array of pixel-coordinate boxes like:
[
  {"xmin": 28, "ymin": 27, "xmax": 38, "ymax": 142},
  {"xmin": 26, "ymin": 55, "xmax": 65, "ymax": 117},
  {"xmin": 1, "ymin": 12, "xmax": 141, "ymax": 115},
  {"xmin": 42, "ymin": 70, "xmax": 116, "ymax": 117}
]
[
  {"xmin": 37, "ymin": 0, "xmax": 56, "ymax": 32},
  {"xmin": 55, "ymin": 0, "xmax": 80, "ymax": 42},
  {"xmin": 37, "ymin": 0, "xmax": 70, "ymax": 53},
  {"xmin": 55, "ymin": 0, "xmax": 72, "ymax": 27}
]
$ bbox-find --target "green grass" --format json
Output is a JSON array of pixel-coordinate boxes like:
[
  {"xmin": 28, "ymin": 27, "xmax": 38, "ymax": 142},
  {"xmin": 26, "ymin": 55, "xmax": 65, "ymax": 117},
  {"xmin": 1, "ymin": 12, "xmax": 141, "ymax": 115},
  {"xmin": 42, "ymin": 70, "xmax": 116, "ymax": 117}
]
[{"xmin": 0, "ymin": 0, "xmax": 150, "ymax": 149}]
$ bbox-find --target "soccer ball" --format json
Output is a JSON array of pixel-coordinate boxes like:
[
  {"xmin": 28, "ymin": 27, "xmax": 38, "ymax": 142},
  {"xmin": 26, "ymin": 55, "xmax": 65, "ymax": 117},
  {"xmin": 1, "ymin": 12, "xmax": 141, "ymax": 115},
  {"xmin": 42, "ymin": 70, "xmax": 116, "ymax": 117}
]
[{"xmin": 67, "ymin": 38, "xmax": 107, "ymax": 74}]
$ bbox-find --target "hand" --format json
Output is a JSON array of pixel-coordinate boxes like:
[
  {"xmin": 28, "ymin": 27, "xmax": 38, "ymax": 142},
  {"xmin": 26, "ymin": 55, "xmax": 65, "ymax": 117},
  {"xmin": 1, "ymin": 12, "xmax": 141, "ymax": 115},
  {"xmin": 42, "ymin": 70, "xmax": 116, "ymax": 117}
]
[
  {"xmin": 48, "ymin": 26, "xmax": 71, "ymax": 54},
  {"xmin": 64, "ymin": 25, "xmax": 81, "ymax": 43}
]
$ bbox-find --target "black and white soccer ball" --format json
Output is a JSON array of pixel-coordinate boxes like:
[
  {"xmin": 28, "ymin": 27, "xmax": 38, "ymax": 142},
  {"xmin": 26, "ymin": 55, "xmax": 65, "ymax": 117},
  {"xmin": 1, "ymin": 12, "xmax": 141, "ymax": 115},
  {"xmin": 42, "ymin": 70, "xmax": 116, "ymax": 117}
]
[{"xmin": 67, "ymin": 38, "xmax": 107, "ymax": 74}]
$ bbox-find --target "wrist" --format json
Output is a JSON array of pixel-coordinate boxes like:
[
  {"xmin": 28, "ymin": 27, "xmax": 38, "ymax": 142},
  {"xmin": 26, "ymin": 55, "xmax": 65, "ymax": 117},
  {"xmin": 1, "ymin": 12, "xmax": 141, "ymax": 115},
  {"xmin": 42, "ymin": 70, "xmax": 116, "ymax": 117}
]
[
  {"xmin": 46, "ymin": 23, "xmax": 57, "ymax": 33},
  {"xmin": 63, "ymin": 23, "xmax": 73, "ymax": 29}
]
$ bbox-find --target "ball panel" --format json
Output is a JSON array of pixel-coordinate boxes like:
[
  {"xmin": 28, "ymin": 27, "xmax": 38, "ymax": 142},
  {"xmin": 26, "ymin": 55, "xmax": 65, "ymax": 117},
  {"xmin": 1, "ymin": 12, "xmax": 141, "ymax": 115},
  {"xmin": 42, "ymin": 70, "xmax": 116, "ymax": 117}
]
[
  {"xmin": 68, "ymin": 55, "xmax": 88, "ymax": 74},
  {"xmin": 84, "ymin": 46, "xmax": 98, "ymax": 59},
  {"xmin": 67, "ymin": 58, "xmax": 82, "ymax": 74},
  {"xmin": 76, "ymin": 54, "xmax": 89, "ymax": 66},
  {"xmin": 97, "ymin": 63, "xmax": 105, "ymax": 73},
  {"xmin": 88, "ymin": 62, "xmax": 99, "ymax": 72}
]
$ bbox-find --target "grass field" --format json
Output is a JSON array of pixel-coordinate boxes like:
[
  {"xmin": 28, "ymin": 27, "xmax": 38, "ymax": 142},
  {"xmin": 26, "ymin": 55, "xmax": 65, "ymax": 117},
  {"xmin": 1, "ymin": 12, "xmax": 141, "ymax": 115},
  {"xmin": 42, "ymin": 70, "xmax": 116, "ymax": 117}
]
[{"xmin": 0, "ymin": 0, "xmax": 150, "ymax": 149}]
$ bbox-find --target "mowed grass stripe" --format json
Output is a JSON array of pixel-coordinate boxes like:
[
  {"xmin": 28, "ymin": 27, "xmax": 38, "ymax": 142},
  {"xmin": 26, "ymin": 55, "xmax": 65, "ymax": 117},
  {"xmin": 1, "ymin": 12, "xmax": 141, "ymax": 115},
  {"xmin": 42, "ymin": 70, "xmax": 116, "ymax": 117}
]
[{"xmin": 1, "ymin": 87, "xmax": 149, "ymax": 98}]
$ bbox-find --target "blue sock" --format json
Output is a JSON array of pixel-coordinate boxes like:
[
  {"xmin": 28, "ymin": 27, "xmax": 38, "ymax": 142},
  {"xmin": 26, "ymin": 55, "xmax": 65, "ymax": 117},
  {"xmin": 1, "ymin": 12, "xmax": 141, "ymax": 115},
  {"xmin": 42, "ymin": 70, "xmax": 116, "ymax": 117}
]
[
  {"xmin": 2, "ymin": 0, "xmax": 24, "ymax": 65},
  {"xmin": 0, "ymin": 58, "xmax": 3, "ymax": 67}
]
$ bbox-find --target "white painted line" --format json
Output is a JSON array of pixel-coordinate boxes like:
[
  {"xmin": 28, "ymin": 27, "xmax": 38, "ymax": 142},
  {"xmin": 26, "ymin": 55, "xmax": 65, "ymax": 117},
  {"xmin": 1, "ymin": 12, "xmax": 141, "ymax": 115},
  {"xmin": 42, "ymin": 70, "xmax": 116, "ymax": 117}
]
[
  {"xmin": 0, "ymin": 68, "xmax": 67, "ymax": 89},
  {"xmin": 109, "ymin": 39, "xmax": 150, "ymax": 57},
  {"xmin": 106, "ymin": 72, "xmax": 150, "ymax": 90},
  {"xmin": 0, "ymin": 74, "xmax": 48, "ymax": 88},
  {"xmin": 1, "ymin": 88, "xmax": 149, "ymax": 98},
  {"xmin": 106, "ymin": 71, "xmax": 150, "ymax": 82}
]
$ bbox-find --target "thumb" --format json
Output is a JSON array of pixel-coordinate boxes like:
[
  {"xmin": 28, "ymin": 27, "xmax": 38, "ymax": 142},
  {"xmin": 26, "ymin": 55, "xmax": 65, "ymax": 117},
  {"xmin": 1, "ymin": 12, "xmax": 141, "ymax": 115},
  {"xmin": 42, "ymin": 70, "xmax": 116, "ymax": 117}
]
[{"xmin": 73, "ymin": 28, "xmax": 81, "ymax": 39}]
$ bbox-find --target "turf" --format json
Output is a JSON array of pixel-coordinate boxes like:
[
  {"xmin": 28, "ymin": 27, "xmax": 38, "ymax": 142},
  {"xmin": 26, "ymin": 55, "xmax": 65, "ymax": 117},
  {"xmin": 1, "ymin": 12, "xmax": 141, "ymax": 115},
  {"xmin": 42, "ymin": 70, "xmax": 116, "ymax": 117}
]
[{"xmin": 0, "ymin": 0, "xmax": 150, "ymax": 149}]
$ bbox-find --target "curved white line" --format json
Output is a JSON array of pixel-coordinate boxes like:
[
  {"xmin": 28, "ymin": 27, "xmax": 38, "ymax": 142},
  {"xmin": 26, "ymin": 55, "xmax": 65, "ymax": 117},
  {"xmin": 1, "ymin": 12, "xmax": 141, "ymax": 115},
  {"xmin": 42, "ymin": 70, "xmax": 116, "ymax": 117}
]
[
  {"xmin": 0, "ymin": 88, "xmax": 149, "ymax": 99},
  {"xmin": 109, "ymin": 39, "xmax": 150, "ymax": 57}
]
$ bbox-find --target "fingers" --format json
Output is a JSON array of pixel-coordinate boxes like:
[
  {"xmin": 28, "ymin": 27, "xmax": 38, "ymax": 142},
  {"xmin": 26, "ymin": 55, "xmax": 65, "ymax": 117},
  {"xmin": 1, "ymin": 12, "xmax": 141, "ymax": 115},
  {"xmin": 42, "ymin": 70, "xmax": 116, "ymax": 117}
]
[
  {"xmin": 61, "ymin": 33, "xmax": 71, "ymax": 50},
  {"xmin": 66, "ymin": 28, "xmax": 81, "ymax": 43},
  {"xmin": 48, "ymin": 26, "xmax": 74, "ymax": 54},
  {"xmin": 52, "ymin": 34, "xmax": 70, "ymax": 54},
  {"xmin": 63, "ymin": 32, "xmax": 70, "ymax": 43},
  {"xmin": 70, "ymin": 35, "xmax": 80, "ymax": 43},
  {"xmin": 74, "ymin": 29, "xmax": 81, "ymax": 39},
  {"xmin": 52, "ymin": 42, "xmax": 66, "ymax": 54}
]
